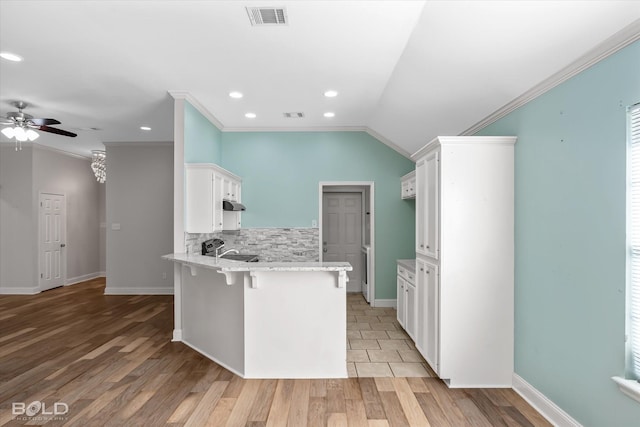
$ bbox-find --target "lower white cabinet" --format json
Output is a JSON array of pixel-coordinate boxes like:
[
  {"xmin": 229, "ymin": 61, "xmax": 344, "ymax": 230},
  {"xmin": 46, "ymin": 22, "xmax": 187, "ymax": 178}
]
[
  {"xmin": 396, "ymin": 261, "xmax": 416, "ymax": 341},
  {"xmin": 416, "ymin": 258, "xmax": 439, "ymax": 374}
]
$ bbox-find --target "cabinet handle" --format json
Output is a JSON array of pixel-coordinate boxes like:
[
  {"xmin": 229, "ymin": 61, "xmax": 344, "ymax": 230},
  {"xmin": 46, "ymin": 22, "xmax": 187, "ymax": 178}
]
[
  {"xmin": 426, "ymin": 270, "xmax": 430, "ymax": 274},
  {"xmin": 420, "ymin": 268, "xmax": 424, "ymax": 271},
  {"xmin": 426, "ymin": 245, "xmax": 430, "ymax": 249},
  {"xmin": 420, "ymin": 244, "xmax": 424, "ymax": 248}
]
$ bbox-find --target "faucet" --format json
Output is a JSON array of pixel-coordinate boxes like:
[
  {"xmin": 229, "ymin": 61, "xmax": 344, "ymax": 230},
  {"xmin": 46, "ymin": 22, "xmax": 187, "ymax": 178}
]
[{"xmin": 216, "ymin": 248, "xmax": 239, "ymax": 261}]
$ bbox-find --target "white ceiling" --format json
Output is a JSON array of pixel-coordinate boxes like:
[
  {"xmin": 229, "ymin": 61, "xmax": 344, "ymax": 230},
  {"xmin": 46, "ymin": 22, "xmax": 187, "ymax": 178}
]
[{"xmin": 0, "ymin": 1, "xmax": 639, "ymax": 158}]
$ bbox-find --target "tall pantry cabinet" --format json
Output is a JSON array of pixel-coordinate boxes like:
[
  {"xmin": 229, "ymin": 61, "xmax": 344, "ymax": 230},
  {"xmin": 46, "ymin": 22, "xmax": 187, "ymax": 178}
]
[{"xmin": 411, "ymin": 136, "xmax": 516, "ymax": 388}]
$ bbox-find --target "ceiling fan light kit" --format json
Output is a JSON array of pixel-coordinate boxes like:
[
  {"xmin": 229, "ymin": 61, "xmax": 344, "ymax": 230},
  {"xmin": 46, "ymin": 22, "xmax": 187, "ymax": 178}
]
[{"xmin": 0, "ymin": 101, "xmax": 77, "ymax": 150}]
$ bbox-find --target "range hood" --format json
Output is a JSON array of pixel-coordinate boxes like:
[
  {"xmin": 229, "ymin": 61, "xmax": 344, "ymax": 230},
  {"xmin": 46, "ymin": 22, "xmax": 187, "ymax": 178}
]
[{"xmin": 223, "ymin": 200, "xmax": 246, "ymax": 211}]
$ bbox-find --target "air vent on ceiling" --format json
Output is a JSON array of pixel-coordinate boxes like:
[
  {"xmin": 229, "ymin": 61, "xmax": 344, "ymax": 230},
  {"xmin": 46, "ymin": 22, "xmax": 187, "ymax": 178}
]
[
  {"xmin": 283, "ymin": 112, "xmax": 304, "ymax": 118},
  {"xmin": 247, "ymin": 7, "xmax": 287, "ymax": 26}
]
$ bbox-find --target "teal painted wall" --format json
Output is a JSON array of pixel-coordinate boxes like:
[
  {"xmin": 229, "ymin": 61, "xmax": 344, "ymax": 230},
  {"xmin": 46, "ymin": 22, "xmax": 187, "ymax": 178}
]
[
  {"xmin": 220, "ymin": 131, "xmax": 415, "ymax": 299},
  {"xmin": 478, "ymin": 41, "xmax": 640, "ymax": 426},
  {"xmin": 184, "ymin": 101, "xmax": 221, "ymax": 163}
]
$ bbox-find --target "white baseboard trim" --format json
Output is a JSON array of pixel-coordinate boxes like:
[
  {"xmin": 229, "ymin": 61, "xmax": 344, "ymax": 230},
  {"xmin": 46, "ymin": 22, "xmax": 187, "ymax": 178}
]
[
  {"xmin": 0, "ymin": 286, "xmax": 40, "ymax": 295},
  {"xmin": 512, "ymin": 373, "xmax": 582, "ymax": 427},
  {"xmin": 104, "ymin": 287, "xmax": 174, "ymax": 295},
  {"xmin": 98, "ymin": 271, "xmax": 106, "ymax": 277},
  {"xmin": 66, "ymin": 272, "xmax": 103, "ymax": 286},
  {"xmin": 172, "ymin": 329, "xmax": 183, "ymax": 342},
  {"xmin": 374, "ymin": 299, "xmax": 397, "ymax": 308}
]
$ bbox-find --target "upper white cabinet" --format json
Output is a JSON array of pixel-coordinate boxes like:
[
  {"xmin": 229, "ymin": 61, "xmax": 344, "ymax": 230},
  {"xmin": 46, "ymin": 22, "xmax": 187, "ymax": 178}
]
[
  {"xmin": 401, "ymin": 170, "xmax": 416, "ymax": 199},
  {"xmin": 412, "ymin": 136, "xmax": 516, "ymax": 388},
  {"xmin": 415, "ymin": 151, "xmax": 439, "ymax": 259},
  {"xmin": 223, "ymin": 176, "xmax": 241, "ymax": 202},
  {"xmin": 185, "ymin": 163, "xmax": 242, "ymax": 233}
]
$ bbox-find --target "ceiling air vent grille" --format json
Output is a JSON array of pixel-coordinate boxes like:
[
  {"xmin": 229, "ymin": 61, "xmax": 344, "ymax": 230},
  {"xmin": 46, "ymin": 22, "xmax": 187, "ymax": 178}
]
[
  {"xmin": 283, "ymin": 112, "xmax": 304, "ymax": 118},
  {"xmin": 247, "ymin": 7, "xmax": 287, "ymax": 26}
]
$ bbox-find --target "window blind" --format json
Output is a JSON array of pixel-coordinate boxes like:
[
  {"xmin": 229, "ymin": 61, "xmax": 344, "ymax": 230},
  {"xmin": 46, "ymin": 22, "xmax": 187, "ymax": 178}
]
[{"xmin": 628, "ymin": 103, "xmax": 640, "ymax": 380}]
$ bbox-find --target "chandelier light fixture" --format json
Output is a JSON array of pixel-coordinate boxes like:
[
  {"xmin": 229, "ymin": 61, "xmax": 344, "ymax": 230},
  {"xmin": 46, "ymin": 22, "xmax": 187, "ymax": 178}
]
[
  {"xmin": 1, "ymin": 124, "xmax": 39, "ymax": 151},
  {"xmin": 91, "ymin": 150, "xmax": 106, "ymax": 183}
]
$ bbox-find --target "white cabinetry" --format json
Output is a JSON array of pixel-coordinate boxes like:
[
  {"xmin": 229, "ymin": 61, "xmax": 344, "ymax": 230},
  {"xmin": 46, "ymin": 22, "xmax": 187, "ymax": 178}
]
[
  {"xmin": 223, "ymin": 176, "xmax": 241, "ymax": 202},
  {"xmin": 401, "ymin": 170, "xmax": 416, "ymax": 199},
  {"xmin": 415, "ymin": 150, "xmax": 438, "ymax": 259},
  {"xmin": 412, "ymin": 136, "xmax": 516, "ymax": 388},
  {"xmin": 185, "ymin": 163, "xmax": 242, "ymax": 233},
  {"xmin": 396, "ymin": 261, "xmax": 416, "ymax": 341}
]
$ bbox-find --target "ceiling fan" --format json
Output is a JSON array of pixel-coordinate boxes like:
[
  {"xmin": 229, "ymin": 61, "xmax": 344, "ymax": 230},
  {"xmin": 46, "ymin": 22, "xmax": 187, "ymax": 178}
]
[{"xmin": 0, "ymin": 101, "xmax": 77, "ymax": 150}]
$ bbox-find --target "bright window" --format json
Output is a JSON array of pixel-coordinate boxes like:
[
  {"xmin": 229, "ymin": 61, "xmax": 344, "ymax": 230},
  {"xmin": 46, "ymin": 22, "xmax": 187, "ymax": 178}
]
[{"xmin": 627, "ymin": 102, "xmax": 640, "ymax": 380}]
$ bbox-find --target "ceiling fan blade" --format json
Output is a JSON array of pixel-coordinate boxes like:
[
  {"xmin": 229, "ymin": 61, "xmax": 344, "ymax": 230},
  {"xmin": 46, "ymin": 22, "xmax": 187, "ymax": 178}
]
[
  {"xmin": 36, "ymin": 125, "xmax": 77, "ymax": 138},
  {"xmin": 0, "ymin": 118, "xmax": 14, "ymax": 125},
  {"xmin": 29, "ymin": 118, "xmax": 61, "ymax": 126}
]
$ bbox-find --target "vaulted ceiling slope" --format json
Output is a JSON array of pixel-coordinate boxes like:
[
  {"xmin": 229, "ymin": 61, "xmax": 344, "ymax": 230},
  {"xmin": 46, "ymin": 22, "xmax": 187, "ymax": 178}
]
[{"xmin": 0, "ymin": 1, "xmax": 638, "ymax": 158}]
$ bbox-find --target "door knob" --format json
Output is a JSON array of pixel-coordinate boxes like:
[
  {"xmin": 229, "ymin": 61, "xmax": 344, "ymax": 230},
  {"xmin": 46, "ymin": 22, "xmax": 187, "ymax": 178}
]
[{"xmin": 60, "ymin": 243, "xmax": 66, "ymax": 248}]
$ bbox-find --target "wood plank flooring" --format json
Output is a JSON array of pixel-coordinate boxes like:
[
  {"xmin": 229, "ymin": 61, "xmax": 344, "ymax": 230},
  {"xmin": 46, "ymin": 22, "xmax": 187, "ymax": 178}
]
[{"xmin": 0, "ymin": 278, "xmax": 551, "ymax": 426}]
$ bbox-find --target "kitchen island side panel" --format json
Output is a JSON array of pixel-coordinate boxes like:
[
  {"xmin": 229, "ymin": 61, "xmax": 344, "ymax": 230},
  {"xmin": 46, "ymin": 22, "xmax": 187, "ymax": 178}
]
[
  {"xmin": 243, "ymin": 270, "xmax": 347, "ymax": 378},
  {"xmin": 181, "ymin": 267, "xmax": 245, "ymax": 376}
]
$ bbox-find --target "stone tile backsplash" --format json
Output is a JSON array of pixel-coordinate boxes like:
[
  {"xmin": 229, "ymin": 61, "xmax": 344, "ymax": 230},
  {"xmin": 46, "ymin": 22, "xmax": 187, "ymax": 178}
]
[{"xmin": 185, "ymin": 228, "xmax": 319, "ymax": 262}]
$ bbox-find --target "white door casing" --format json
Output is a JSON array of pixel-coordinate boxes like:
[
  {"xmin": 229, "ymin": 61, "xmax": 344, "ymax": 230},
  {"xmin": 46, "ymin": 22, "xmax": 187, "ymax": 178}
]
[
  {"xmin": 39, "ymin": 193, "xmax": 66, "ymax": 291},
  {"xmin": 322, "ymin": 192, "xmax": 362, "ymax": 291}
]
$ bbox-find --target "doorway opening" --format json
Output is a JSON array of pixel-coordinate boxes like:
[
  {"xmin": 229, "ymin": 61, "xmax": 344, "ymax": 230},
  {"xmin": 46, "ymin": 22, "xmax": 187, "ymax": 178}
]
[{"xmin": 319, "ymin": 182, "xmax": 375, "ymax": 306}]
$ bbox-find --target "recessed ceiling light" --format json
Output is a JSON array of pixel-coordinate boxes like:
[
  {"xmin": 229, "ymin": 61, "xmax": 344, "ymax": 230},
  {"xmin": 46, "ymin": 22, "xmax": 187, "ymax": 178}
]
[
  {"xmin": 140, "ymin": 126, "xmax": 151, "ymax": 131},
  {"xmin": 0, "ymin": 52, "xmax": 23, "ymax": 62},
  {"xmin": 245, "ymin": 113, "xmax": 256, "ymax": 119},
  {"xmin": 324, "ymin": 90, "xmax": 338, "ymax": 98},
  {"xmin": 229, "ymin": 91, "xmax": 243, "ymax": 99},
  {"xmin": 324, "ymin": 112, "xmax": 335, "ymax": 118}
]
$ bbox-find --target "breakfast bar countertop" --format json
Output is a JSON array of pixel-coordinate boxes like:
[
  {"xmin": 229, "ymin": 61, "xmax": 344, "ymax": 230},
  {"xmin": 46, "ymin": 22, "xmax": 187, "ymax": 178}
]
[{"xmin": 162, "ymin": 253, "xmax": 352, "ymax": 272}]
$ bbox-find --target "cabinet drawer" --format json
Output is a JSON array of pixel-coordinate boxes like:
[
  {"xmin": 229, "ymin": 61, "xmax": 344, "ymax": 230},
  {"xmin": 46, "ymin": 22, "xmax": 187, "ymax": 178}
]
[{"xmin": 397, "ymin": 265, "xmax": 415, "ymax": 282}]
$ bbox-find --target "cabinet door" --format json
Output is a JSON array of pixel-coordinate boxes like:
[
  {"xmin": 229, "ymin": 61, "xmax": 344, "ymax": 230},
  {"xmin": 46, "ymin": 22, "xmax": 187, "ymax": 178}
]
[
  {"xmin": 229, "ymin": 180, "xmax": 239, "ymax": 202},
  {"xmin": 397, "ymin": 276, "xmax": 406, "ymax": 328},
  {"xmin": 415, "ymin": 160, "xmax": 426, "ymax": 253},
  {"xmin": 409, "ymin": 178, "xmax": 416, "ymax": 197},
  {"xmin": 422, "ymin": 260, "xmax": 439, "ymax": 374},
  {"xmin": 402, "ymin": 180, "xmax": 410, "ymax": 199},
  {"xmin": 213, "ymin": 173, "xmax": 224, "ymax": 231},
  {"xmin": 222, "ymin": 177, "xmax": 231, "ymax": 200},
  {"xmin": 185, "ymin": 168, "xmax": 214, "ymax": 233},
  {"xmin": 424, "ymin": 150, "xmax": 439, "ymax": 259},
  {"xmin": 406, "ymin": 281, "xmax": 417, "ymax": 341}
]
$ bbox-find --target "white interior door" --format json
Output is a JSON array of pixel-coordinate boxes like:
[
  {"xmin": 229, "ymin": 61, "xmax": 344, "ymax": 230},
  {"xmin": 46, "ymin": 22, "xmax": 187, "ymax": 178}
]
[
  {"xmin": 39, "ymin": 193, "xmax": 66, "ymax": 291},
  {"xmin": 323, "ymin": 192, "xmax": 362, "ymax": 292}
]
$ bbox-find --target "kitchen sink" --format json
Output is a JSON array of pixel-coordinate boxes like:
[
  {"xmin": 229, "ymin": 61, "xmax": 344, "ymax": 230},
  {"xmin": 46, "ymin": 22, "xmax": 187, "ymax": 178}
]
[{"xmin": 220, "ymin": 254, "xmax": 259, "ymax": 262}]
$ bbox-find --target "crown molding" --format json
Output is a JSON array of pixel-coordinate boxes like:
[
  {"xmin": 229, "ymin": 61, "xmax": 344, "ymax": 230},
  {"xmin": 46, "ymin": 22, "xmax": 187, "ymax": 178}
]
[
  {"xmin": 102, "ymin": 141, "xmax": 173, "ymax": 147},
  {"xmin": 168, "ymin": 90, "xmax": 225, "ymax": 130},
  {"xmin": 364, "ymin": 127, "xmax": 413, "ymax": 159},
  {"xmin": 462, "ymin": 18, "xmax": 640, "ymax": 136},
  {"xmin": 167, "ymin": 90, "xmax": 413, "ymax": 159},
  {"xmin": 0, "ymin": 141, "xmax": 92, "ymax": 159},
  {"xmin": 222, "ymin": 125, "xmax": 366, "ymax": 133}
]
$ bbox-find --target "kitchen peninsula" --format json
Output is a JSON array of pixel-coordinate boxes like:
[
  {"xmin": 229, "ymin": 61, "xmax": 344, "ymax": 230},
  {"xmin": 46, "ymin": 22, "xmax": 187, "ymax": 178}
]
[{"xmin": 163, "ymin": 253, "xmax": 352, "ymax": 378}]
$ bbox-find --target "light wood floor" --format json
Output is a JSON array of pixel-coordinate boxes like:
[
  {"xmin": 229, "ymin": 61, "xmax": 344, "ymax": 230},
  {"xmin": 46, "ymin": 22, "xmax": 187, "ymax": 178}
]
[{"xmin": 0, "ymin": 278, "xmax": 550, "ymax": 426}]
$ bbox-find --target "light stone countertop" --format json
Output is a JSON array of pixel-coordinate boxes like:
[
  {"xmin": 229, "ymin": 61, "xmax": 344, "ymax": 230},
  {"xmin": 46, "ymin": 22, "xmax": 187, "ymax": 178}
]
[
  {"xmin": 163, "ymin": 253, "xmax": 352, "ymax": 272},
  {"xmin": 397, "ymin": 259, "xmax": 416, "ymax": 273}
]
